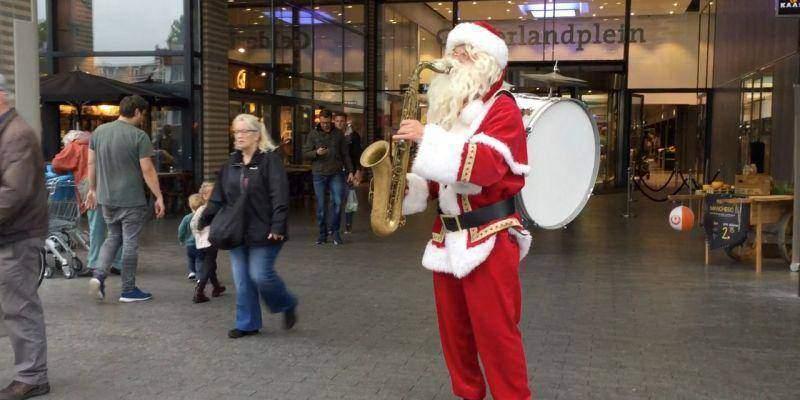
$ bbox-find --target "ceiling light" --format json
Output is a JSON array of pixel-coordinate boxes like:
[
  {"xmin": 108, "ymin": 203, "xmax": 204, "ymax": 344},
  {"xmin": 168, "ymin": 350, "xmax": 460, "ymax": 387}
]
[
  {"xmin": 599, "ymin": 5, "xmax": 604, "ymax": 9},
  {"xmin": 314, "ymin": 6, "xmax": 319, "ymax": 9},
  {"xmin": 260, "ymin": 72, "xmax": 266, "ymax": 77},
  {"xmin": 438, "ymin": 2, "xmax": 442, "ymax": 5},
  {"xmin": 246, "ymin": 8, "xmax": 251, "ymax": 11},
  {"xmin": 592, "ymin": 13, "xmax": 596, "ymax": 16},
  {"xmin": 630, "ymin": 12, "xmax": 635, "ymax": 15},
  {"xmin": 520, "ymin": 2, "xmax": 588, "ymax": 18},
  {"xmin": 506, "ymin": 9, "xmax": 511, "ymax": 12},
  {"xmin": 472, "ymin": 1, "xmax": 477, "ymax": 3},
  {"xmin": 237, "ymin": 48, "xmax": 246, "ymax": 53},
  {"xmin": 673, "ymin": 2, "xmax": 678, "ymax": 5},
  {"xmin": 669, "ymin": 10, "xmax": 674, "ymax": 14},
  {"xmin": 347, "ymin": 5, "xmax": 353, "ymax": 9},
  {"xmin": 488, "ymin": 16, "xmax": 493, "ymax": 19}
]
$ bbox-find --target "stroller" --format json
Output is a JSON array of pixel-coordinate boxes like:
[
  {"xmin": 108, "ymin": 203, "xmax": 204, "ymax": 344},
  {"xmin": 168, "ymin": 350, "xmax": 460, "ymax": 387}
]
[{"xmin": 42, "ymin": 172, "xmax": 89, "ymax": 280}]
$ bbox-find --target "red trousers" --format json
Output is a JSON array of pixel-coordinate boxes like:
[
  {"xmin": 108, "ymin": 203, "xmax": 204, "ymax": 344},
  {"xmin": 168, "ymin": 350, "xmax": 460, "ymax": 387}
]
[{"xmin": 433, "ymin": 231, "xmax": 531, "ymax": 400}]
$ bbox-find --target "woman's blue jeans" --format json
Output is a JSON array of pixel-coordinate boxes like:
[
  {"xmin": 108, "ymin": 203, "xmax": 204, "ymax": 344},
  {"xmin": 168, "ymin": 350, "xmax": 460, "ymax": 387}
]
[{"xmin": 229, "ymin": 244, "xmax": 297, "ymax": 331}]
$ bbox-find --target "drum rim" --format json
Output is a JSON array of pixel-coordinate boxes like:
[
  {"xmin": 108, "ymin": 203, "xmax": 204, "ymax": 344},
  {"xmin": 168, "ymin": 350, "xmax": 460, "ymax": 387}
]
[{"xmin": 516, "ymin": 97, "xmax": 601, "ymax": 229}]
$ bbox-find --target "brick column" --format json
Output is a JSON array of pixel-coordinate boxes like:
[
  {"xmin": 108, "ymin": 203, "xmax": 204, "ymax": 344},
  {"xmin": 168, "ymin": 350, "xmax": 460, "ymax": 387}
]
[{"xmin": 201, "ymin": 0, "xmax": 230, "ymax": 180}]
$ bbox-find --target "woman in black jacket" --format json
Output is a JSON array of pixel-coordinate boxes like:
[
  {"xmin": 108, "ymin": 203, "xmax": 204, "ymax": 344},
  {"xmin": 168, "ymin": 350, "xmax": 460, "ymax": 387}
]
[{"xmin": 200, "ymin": 113, "xmax": 298, "ymax": 339}]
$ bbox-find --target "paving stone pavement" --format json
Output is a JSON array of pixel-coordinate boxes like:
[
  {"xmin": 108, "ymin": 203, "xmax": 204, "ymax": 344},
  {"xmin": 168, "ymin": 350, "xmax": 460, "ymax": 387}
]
[{"xmin": 1, "ymin": 193, "xmax": 798, "ymax": 400}]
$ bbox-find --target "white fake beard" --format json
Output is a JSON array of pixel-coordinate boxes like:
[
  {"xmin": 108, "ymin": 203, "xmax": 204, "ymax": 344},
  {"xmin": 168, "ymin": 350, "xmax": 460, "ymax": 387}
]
[{"xmin": 426, "ymin": 58, "xmax": 500, "ymax": 130}]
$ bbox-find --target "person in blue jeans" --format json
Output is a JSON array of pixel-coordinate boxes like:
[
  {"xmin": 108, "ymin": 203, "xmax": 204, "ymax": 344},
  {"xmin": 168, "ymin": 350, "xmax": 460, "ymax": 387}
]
[
  {"xmin": 303, "ymin": 109, "xmax": 354, "ymax": 245},
  {"xmin": 199, "ymin": 113, "xmax": 297, "ymax": 339}
]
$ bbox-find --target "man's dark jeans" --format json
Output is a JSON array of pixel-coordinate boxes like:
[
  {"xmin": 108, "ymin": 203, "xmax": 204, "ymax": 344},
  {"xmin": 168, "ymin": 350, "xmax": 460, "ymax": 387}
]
[{"xmin": 312, "ymin": 173, "xmax": 345, "ymax": 237}]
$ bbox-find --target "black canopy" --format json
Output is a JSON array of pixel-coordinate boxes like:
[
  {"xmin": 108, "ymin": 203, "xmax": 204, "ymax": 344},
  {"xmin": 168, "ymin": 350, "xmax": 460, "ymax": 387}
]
[{"xmin": 40, "ymin": 70, "xmax": 177, "ymax": 103}]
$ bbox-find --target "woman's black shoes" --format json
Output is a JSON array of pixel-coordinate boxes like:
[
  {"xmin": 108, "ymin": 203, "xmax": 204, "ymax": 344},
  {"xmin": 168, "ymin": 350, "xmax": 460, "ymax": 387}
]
[
  {"xmin": 283, "ymin": 308, "xmax": 297, "ymax": 330},
  {"xmin": 228, "ymin": 329, "xmax": 259, "ymax": 339}
]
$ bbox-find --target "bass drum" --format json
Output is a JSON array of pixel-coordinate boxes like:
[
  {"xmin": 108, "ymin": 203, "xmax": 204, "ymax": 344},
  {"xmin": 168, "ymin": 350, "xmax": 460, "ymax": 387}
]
[{"xmin": 513, "ymin": 94, "xmax": 601, "ymax": 229}]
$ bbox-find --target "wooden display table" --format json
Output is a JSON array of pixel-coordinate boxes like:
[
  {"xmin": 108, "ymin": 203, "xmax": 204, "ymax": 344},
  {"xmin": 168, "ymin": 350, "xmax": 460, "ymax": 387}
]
[
  {"xmin": 669, "ymin": 193, "xmax": 794, "ymax": 272},
  {"xmin": 716, "ymin": 195, "xmax": 793, "ymax": 273}
]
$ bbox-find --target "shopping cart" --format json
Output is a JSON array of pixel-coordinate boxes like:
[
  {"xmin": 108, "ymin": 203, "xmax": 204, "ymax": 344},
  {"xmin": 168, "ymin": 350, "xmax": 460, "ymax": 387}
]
[{"xmin": 43, "ymin": 178, "xmax": 88, "ymax": 280}]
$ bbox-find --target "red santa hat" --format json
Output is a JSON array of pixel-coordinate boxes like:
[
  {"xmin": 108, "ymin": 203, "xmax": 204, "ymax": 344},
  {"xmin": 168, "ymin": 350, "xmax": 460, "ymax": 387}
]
[{"xmin": 445, "ymin": 21, "xmax": 509, "ymax": 69}]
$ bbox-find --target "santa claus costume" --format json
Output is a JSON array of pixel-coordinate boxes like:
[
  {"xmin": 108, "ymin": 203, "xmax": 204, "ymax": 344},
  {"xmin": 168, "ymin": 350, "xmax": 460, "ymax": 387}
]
[{"xmin": 400, "ymin": 21, "xmax": 533, "ymax": 400}]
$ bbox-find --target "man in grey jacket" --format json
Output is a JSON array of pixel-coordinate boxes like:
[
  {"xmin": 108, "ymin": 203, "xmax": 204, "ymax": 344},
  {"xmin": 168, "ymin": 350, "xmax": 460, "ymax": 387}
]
[
  {"xmin": 0, "ymin": 74, "xmax": 51, "ymax": 399},
  {"xmin": 302, "ymin": 109, "xmax": 354, "ymax": 245}
]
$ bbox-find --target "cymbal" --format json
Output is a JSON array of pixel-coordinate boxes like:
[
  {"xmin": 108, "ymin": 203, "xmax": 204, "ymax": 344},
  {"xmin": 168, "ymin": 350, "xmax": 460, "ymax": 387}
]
[{"xmin": 521, "ymin": 72, "xmax": 588, "ymax": 87}]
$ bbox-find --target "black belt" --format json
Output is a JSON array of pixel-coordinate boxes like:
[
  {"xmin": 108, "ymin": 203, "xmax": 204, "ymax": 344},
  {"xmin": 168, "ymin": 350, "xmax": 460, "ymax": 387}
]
[{"xmin": 439, "ymin": 198, "xmax": 516, "ymax": 232}]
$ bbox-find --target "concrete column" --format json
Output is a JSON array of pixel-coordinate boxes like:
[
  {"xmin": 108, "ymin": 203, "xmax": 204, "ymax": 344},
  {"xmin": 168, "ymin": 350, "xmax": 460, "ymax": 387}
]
[{"xmin": 0, "ymin": 0, "xmax": 39, "ymax": 136}]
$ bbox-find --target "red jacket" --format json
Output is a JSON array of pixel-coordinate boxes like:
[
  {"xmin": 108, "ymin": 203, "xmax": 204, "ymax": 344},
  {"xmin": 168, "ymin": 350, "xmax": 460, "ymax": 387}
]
[
  {"xmin": 52, "ymin": 136, "xmax": 90, "ymax": 184},
  {"xmin": 52, "ymin": 134, "xmax": 91, "ymax": 212},
  {"xmin": 403, "ymin": 89, "xmax": 533, "ymax": 278}
]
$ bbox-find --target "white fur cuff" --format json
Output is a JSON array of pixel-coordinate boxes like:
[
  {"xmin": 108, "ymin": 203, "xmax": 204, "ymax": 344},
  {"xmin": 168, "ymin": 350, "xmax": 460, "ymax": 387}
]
[
  {"xmin": 411, "ymin": 124, "xmax": 467, "ymax": 185},
  {"xmin": 403, "ymin": 173, "xmax": 429, "ymax": 215}
]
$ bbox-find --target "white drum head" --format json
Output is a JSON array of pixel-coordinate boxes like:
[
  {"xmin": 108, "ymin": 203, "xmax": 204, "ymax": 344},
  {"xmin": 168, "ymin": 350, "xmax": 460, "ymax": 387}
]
[{"xmin": 516, "ymin": 97, "xmax": 600, "ymax": 229}]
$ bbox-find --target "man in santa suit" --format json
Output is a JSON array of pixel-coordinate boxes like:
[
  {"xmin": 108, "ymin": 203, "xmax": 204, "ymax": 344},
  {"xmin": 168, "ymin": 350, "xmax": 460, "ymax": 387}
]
[{"xmin": 393, "ymin": 21, "xmax": 533, "ymax": 400}]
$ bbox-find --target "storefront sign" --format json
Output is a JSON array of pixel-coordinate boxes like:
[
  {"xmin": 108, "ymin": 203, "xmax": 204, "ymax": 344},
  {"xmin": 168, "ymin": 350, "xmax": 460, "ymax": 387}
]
[
  {"xmin": 231, "ymin": 30, "xmax": 311, "ymax": 51},
  {"xmin": 437, "ymin": 22, "xmax": 645, "ymax": 52},
  {"xmin": 703, "ymin": 194, "xmax": 750, "ymax": 250},
  {"xmin": 235, "ymin": 69, "xmax": 247, "ymax": 89},
  {"xmin": 777, "ymin": 0, "xmax": 800, "ymax": 16}
]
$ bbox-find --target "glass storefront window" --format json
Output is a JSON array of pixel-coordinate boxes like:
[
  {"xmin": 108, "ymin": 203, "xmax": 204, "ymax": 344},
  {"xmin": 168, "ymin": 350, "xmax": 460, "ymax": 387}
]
[
  {"xmin": 229, "ymin": 6, "xmax": 272, "ymax": 65},
  {"xmin": 151, "ymin": 107, "xmax": 185, "ymax": 172},
  {"xmin": 315, "ymin": 3, "xmax": 343, "ymax": 24},
  {"xmin": 276, "ymin": 74, "xmax": 313, "ymax": 99},
  {"xmin": 55, "ymin": 0, "xmax": 185, "ymax": 52},
  {"xmin": 344, "ymin": 1, "xmax": 365, "ymax": 32},
  {"xmin": 274, "ymin": 7, "xmax": 313, "ymax": 76},
  {"xmin": 57, "ymin": 56, "xmax": 186, "ymax": 84},
  {"xmin": 344, "ymin": 30, "xmax": 364, "ymax": 87},
  {"xmin": 344, "ymin": 89, "xmax": 364, "ymax": 107},
  {"xmin": 381, "ymin": 3, "xmax": 450, "ymax": 92},
  {"xmin": 314, "ymin": 81, "xmax": 343, "ymax": 103},
  {"xmin": 314, "ymin": 23, "xmax": 343, "ymax": 81}
]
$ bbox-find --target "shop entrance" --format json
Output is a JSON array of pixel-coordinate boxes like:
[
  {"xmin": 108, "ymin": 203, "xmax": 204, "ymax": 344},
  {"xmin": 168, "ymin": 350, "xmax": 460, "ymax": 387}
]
[{"xmin": 628, "ymin": 91, "xmax": 708, "ymax": 190}]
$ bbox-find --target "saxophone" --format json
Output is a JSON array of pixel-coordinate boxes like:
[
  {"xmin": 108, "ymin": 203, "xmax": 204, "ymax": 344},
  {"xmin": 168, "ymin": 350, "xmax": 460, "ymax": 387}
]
[{"xmin": 360, "ymin": 59, "xmax": 452, "ymax": 237}]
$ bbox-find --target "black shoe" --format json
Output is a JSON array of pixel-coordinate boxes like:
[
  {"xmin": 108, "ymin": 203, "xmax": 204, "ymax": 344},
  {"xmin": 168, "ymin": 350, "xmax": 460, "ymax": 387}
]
[
  {"xmin": 316, "ymin": 235, "xmax": 327, "ymax": 245},
  {"xmin": 228, "ymin": 329, "xmax": 259, "ymax": 339},
  {"xmin": 283, "ymin": 307, "xmax": 297, "ymax": 330},
  {"xmin": 109, "ymin": 266, "xmax": 121, "ymax": 275},
  {"xmin": 332, "ymin": 232, "xmax": 343, "ymax": 245}
]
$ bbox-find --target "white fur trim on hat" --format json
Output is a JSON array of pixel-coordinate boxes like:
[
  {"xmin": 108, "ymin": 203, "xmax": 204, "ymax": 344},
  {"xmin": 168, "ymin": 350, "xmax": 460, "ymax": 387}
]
[
  {"xmin": 402, "ymin": 173, "xmax": 429, "ymax": 215},
  {"xmin": 445, "ymin": 23, "xmax": 509, "ymax": 69}
]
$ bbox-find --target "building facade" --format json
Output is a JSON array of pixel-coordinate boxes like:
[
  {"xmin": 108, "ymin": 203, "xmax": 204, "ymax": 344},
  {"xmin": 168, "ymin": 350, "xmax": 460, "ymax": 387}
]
[{"xmin": 28, "ymin": 0, "xmax": 800, "ymax": 189}]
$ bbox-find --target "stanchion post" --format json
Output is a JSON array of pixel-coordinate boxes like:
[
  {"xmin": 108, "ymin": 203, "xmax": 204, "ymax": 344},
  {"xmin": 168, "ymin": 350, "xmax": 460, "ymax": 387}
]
[{"xmin": 622, "ymin": 166, "xmax": 635, "ymax": 218}]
